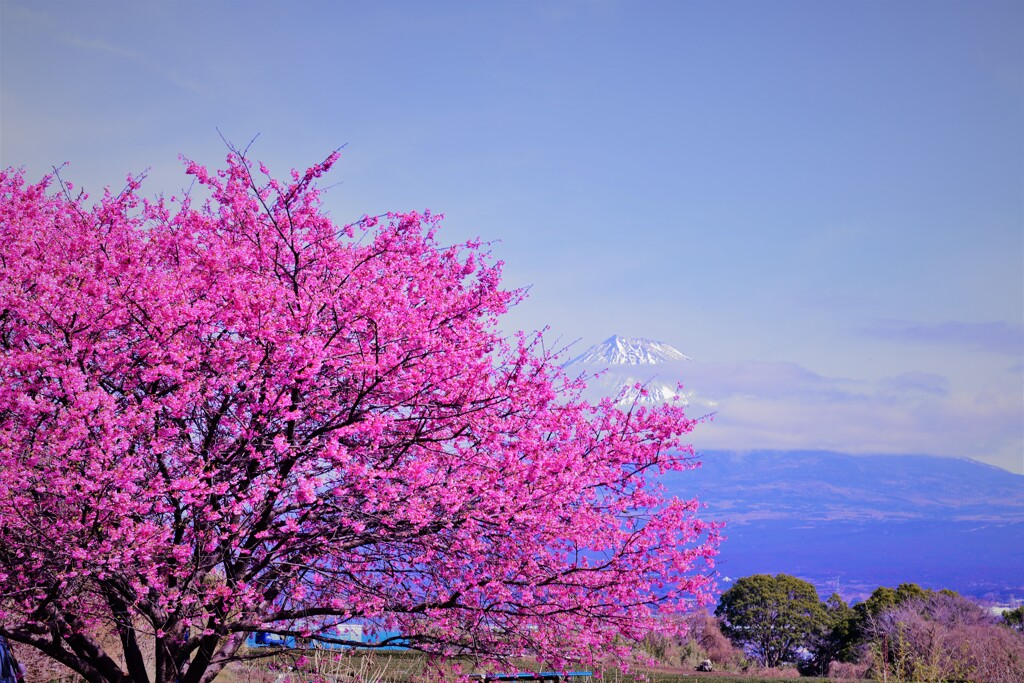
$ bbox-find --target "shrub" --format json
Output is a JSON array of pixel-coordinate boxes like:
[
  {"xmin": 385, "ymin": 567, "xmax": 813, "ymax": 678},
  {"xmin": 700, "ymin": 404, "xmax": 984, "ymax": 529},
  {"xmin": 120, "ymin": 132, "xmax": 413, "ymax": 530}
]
[
  {"xmin": 867, "ymin": 591, "xmax": 1024, "ymax": 683},
  {"xmin": 682, "ymin": 612, "xmax": 746, "ymax": 671},
  {"xmin": 826, "ymin": 656, "xmax": 872, "ymax": 681}
]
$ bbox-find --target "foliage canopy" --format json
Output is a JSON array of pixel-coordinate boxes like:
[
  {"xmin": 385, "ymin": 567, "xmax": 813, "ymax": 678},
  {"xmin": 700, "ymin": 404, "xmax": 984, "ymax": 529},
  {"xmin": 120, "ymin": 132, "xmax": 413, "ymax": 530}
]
[
  {"xmin": 0, "ymin": 152, "xmax": 718, "ymax": 683},
  {"xmin": 714, "ymin": 573, "xmax": 824, "ymax": 668}
]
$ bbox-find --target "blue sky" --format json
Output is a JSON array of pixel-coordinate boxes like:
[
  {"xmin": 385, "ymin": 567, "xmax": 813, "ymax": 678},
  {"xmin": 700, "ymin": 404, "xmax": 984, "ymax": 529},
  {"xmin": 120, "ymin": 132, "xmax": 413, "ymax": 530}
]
[{"xmin": 2, "ymin": 0, "xmax": 1021, "ymax": 471}]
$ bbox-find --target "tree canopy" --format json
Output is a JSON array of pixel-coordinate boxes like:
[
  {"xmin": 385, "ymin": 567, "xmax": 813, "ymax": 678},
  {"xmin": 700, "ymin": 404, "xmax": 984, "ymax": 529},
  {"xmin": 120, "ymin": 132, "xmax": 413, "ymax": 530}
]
[
  {"xmin": 715, "ymin": 573, "xmax": 824, "ymax": 668},
  {"xmin": 0, "ymin": 152, "xmax": 719, "ymax": 683},
  {"xmin": 801, "ymin": 593, "xmax": 859, "ymax": 676},
  {"xmin": 707, "ymin": 577, "xmax": 1024, "ymax": 680},
  {"xmin": 855, "ymin": 582, "xmax": 930, "ymax": 621},
  {"xmin": 865, "ymin": 590, "xmax": 1023, "ymax": 682}
]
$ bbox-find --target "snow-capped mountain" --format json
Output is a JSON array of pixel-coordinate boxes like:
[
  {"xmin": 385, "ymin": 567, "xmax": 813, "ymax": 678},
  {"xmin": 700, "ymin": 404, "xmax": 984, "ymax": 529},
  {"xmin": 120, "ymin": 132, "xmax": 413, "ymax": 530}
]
[
  {"xmin": 565, "ymin": 335, "xmax": 692, "ymax": 366},
  {"xmin": 563, "ymin": 335, "xmax": 695, "ymax": 406}
]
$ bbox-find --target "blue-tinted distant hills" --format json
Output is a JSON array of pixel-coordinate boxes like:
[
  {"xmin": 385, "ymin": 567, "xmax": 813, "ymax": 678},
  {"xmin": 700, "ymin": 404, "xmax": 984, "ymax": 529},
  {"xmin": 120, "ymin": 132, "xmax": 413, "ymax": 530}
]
[
  {"xmin": 661, "ymin": 450, "xmax": 1024, "ymax": 603},
  {"xmin": 565, "ymin": 337, "xmax": 1024, "ymax": 601},
  {"xmin": 669, "ymin": 450, "xmax": 1024, "ymax": 522}
]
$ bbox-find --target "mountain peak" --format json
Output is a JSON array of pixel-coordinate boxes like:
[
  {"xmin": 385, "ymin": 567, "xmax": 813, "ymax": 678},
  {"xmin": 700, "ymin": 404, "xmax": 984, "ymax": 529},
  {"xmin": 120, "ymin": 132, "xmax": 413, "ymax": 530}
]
[{"xmin": 566, "ymin": 335, "xmax": 692, "ymax": 367}]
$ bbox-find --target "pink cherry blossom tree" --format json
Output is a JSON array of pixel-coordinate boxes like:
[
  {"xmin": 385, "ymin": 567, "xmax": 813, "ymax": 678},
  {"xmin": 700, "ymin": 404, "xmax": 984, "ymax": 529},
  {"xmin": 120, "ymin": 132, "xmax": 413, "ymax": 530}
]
[{"xmin": 0, "ymin": 150, "xmax": 718, "ymax": 683}]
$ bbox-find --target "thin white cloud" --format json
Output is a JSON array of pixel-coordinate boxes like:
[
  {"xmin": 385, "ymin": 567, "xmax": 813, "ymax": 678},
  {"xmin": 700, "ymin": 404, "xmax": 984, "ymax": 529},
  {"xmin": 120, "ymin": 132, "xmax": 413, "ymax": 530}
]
[
  {"xmin": 577, "ymin": 358, "xmax": 1024, "ymax": 474},
  {"xmin": 688, "ymin": 376, "xmax": 1024, "ymax": 474},
  {"xmin": 66, "ymin": 35, "xmax": 142, "ymax": 61},
  {"xmin": 6, "ymin": 3, "xmax": 208, "ymax": 95},
  {"xmin": 61, "ymin": 35, "xmax": 207, "ymax": 94},
  {"xmin": 877, "ymin": 371, "xmax": 949, "ymax": 396},
  {"xmin": 864, "ymin": 320, "xmax": 1024, "ymax": 356}
]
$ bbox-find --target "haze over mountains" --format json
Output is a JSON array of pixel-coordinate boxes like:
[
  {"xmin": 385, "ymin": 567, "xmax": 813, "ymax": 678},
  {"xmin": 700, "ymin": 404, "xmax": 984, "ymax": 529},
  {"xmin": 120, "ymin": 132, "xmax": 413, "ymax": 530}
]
[{"xmin": 567, "ymin": 336, "xmax": 1024, "ymax": 603}]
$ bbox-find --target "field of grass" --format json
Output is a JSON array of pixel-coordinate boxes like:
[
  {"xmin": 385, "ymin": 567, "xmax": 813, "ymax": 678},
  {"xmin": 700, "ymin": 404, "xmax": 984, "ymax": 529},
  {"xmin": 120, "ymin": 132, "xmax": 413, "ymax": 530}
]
[{"xmin": 219, "ymin": 649, "xmax": 861, "ymax": 683}]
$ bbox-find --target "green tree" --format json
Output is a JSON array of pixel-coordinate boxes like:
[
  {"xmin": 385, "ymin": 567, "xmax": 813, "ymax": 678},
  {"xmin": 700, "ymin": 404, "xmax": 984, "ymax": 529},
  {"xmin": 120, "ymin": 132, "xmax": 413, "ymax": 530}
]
[
  {"xmin": 715, "ymin": 574, "xmax": 825, "ymax": 668},
  {"xmin": 1003, "ymin": 605, "xmax": 1024, "ymax": 633},
  {"xmin": 851, "ymin": 583, "xmax": 937, "ymax": 646},
  {"xmin": 856, "ymin": 583, "xmax": 930, "ymax": 621},
  {"xmin": 802, "ymin": 593, "xmax": 860, "ymax": 676}
]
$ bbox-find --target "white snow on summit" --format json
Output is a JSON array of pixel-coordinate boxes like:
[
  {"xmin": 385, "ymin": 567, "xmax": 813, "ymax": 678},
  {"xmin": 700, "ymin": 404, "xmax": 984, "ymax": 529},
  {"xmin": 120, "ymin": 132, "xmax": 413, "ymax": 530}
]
[
  {"xmin": 565, "ymin": 335, "xmax": 692, "ymax": 367},
  {"xmin": 563, "ymin": 335, "xmax": 696, "ymax": 407},
  {"xmin": 614, "ymin": 379, "xmax": 693, "ymax": 406}
]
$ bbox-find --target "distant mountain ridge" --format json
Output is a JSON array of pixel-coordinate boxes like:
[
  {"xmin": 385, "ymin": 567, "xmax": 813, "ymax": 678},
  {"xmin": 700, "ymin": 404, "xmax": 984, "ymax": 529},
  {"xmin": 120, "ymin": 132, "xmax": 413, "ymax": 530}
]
[
  {"xmin": 666, "ymin": 450, "xmax": 1024, "ymax": 523},
  {"xmin": 565, "ymin": 335, "xmax": 1024, "ymax": 600},
  {"xmin": 660, "ymin": 450, "xmax": 1024, "ymax": 602}
]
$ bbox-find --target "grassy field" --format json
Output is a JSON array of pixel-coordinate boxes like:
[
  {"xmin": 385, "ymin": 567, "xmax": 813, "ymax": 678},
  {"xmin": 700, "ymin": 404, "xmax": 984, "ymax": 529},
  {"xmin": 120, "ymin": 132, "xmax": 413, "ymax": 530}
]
[
  {"xmin": 219, "ymin": 650, "xmax": 859, "ymax": 683},
  {"xmin": 588, "ymin": 669, "xmax": 842, "ymax": 683}
]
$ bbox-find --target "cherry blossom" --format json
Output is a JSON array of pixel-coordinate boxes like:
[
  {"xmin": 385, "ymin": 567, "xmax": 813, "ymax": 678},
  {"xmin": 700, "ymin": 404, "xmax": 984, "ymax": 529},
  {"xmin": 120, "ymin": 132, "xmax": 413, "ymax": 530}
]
[{"xmin": 0, "ymin": 152, "xmax": 718, "ymax": 683}]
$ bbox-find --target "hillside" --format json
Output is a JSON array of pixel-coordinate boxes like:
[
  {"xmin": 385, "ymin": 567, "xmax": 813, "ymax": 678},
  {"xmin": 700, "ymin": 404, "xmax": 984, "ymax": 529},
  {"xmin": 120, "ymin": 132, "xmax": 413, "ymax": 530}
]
[{"xmin": 662, "ymin": 450, "xmax": 1024, "ymax": 602}]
